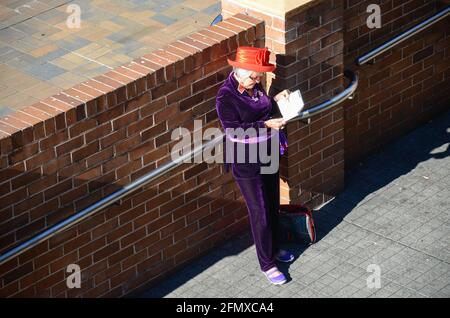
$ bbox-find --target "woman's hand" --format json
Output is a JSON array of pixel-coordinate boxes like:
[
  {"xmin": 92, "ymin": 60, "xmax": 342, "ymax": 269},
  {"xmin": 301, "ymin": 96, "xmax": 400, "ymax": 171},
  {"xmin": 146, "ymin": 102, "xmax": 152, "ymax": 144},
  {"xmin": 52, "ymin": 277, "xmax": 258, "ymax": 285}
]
[
  {"xmin": 274, "ymin": 89, "xmax": 291, "ymax": 102},
  {"xmin": 264, "ymin": 118, "xmax": 287, "ymax": 130}
]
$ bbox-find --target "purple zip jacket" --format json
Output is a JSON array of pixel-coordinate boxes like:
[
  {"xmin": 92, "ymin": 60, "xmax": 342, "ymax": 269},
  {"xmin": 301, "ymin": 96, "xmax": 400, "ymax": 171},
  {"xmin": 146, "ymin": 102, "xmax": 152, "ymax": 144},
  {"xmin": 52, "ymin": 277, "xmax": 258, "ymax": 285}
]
[{"xmin": 215, "ymin": 71, "xmax": 288, "ymax": 178}]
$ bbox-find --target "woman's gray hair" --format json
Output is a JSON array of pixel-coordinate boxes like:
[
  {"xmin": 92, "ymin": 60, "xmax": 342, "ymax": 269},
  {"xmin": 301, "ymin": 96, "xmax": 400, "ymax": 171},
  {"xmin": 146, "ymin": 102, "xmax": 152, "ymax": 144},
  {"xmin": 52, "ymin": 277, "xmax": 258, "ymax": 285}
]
[{"xmin": 233, "ymin": 67, "xmax": 252, "ymax": 80}]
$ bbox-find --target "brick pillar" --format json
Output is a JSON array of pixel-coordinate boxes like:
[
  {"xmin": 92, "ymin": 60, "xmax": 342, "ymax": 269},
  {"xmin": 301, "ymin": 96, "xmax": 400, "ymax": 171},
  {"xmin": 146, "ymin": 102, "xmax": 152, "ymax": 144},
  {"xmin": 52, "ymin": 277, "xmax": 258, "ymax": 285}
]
[{"xmin": 222, "ymin": 0, "xmax": 345, "ymax": 208}]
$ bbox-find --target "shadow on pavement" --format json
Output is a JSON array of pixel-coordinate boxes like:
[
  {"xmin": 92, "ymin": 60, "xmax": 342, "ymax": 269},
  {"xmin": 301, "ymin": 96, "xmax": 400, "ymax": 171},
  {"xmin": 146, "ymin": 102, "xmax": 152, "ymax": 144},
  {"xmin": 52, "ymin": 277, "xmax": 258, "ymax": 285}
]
[{"xmin": 138, "ymin": 108, "xmax": 450, "ymax": 296}]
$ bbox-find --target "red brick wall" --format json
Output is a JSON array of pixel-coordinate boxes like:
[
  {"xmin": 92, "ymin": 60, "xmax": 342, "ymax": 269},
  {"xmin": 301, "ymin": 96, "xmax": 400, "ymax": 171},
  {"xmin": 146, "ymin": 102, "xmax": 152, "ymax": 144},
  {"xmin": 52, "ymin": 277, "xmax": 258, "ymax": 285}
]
[
  {"xmin": 0, "ymin": 14, "xmax": 263, "ymax": 297},
  {"xmin": 343, "ymin": 0, "xmax": 450, "ymax": 167},
  {"xmin": 223, "ymin": 0, "xmax": 346, "ymax": 208},
  {"xmin": 1, "ymin": 0, "xmax": 449, "ymax": 298}
]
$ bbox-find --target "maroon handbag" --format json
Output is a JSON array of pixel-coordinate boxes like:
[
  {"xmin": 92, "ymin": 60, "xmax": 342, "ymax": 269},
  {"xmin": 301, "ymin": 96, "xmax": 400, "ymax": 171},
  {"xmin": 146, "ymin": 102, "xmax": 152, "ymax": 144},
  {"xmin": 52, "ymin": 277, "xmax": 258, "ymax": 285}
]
[{"xmin": 277, "ymin": 204, "xmax": 317, "ymax": 244}]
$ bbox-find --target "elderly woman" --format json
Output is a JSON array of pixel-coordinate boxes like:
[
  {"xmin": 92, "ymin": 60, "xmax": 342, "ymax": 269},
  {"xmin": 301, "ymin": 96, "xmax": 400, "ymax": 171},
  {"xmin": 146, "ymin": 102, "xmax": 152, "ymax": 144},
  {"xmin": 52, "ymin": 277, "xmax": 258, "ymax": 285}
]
[{"xmin": 215, "ymin": 46, "xmax": 293, "ymax": 285}]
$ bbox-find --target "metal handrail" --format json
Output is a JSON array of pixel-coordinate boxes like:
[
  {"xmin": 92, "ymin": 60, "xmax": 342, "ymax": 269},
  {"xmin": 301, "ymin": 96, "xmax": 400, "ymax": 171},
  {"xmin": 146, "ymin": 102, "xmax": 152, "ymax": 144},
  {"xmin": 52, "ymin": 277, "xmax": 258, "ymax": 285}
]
[
  {"xmin": 286, "ymin": 70, "xmax": 358, "ymax": 123},
  {"xmin": 356, "ymin": 6, "xmax": 450, "ymax": 65},
  {"xmin": 0, "ymin": 70, "xmax": 358, "ymax": 265}
]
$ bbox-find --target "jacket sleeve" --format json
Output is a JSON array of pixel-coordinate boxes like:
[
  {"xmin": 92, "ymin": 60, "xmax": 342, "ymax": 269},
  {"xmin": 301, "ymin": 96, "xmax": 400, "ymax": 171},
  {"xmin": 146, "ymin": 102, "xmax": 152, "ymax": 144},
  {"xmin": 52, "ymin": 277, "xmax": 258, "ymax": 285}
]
[
  {"xmin": 216, "ymin": 90, "xmax": 276, "ymax": 145},
  {"xmin": 216, "ymin": 91, "xmax": 266, "ymax": 131}
]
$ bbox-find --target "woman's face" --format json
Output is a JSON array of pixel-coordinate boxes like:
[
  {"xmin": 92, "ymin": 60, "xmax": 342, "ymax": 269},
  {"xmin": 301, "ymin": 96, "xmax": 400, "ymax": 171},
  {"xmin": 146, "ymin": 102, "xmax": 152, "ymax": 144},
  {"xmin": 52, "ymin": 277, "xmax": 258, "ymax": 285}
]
[{"xmin": 239, "ymin": 71, "xmax": 263, "ymax": 89}]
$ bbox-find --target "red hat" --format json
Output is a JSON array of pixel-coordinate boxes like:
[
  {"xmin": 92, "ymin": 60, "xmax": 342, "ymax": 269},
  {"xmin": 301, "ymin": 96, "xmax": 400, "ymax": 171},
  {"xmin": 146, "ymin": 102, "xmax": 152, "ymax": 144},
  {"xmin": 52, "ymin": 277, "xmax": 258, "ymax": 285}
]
[{"xmin": 227, "ymin": 46, "xmax": 276, "ymax": 72}]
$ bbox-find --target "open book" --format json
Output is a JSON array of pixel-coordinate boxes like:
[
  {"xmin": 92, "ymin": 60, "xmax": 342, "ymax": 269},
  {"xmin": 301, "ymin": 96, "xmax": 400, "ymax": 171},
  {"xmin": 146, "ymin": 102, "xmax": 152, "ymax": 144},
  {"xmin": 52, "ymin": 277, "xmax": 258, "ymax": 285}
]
[{"xmin": 276, "ymin": 89, "xmax": 304, "ymax": 121}]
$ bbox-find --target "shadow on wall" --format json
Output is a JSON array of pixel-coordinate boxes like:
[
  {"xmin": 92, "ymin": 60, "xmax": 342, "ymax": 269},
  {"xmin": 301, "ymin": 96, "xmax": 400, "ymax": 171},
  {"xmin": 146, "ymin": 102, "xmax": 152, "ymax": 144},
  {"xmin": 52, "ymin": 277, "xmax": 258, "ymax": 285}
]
[
  {"xmin": 0, "ymin": 158, "xmax": 254, "ymax": 297},
  {"xmin": 136, "ymin": 108, "xmax": 449, "ymax": 295},
  {"xmin": 268, "ymin": 56, "xmax": 346, "ymax": 208}
]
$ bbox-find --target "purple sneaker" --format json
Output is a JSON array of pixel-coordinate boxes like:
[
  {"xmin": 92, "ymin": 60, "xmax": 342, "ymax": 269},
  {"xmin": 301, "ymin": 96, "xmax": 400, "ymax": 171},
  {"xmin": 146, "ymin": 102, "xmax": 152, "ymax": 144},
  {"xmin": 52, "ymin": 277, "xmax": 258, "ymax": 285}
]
[
  {"xmin": 275, "ymin": 249, "xmax": 294, "ymax": 263},
  {"xmin": 263, "ymin": 266, "xmax": 287, "ymax": 285}
]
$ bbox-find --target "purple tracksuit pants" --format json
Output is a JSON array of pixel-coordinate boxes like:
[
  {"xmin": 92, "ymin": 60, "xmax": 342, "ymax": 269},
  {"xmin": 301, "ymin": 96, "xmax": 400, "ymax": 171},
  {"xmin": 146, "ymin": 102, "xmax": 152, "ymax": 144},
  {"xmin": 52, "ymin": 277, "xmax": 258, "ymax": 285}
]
[{"xmin": 234, "ymin": 171, "xmax": 280, "ymax": 272}]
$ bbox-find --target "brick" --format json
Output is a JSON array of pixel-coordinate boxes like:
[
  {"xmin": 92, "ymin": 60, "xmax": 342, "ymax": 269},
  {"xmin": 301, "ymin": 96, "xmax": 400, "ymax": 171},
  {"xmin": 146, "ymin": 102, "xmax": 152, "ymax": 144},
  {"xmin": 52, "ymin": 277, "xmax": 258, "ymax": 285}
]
[
  {"xmin": 369, "ymin": 68, "xmax": 391, "ymax": 86},
  {"xmin": 412, "ymin": 66, "xmax": 433, "ymax": 84},
  {"xmin": 145, "ymin": 209, "xmax": 171, "ymax": 234},
  {"xmin": 169, "ymin": 41, "xmax": 199, "ymax": 56},
  {"xmin": 233, "ymin": 13, "xmax": 262, "ymax": 26},
  {"xmin": 8, "ymin": 142, "xmax": 39, "ymax": 165},
  {"xmin": 166, "ymin": 86, "xmax": 191, "ymax": 105},
  {"xmin": 74, "ymin": 166, "xmax": 102, "ymax": 187},
  {"xmin": 114, "ymin": 134, "xmax": 140, "ymax": 155},
  {"xmin": 86, "ymin": 147, "xmax": 114, "ymax": 168},
  {"xmin": 206, "ymin": 55, "xmax": 231, "ymax": 77},
  {"xmin": 11, "ymin": 167, "xmax": 42, "ymax": 191},
  {"xmin": 78, "ymin": 237, "xmax": 106, "ymax": 258},
  {"xmin": 0, "ymin": 116, "xmax": 30, "ymax": 131},
  {"xmin": 87, "ymin": 170, "xmax": 115, "ymax": 193},
  {"xmin": 266, "ymin": 25, "xmax": 286, "ymax": 43},
  {"xmin": 108, "ymin": 245, "xmax": 134, "ymax": 266},
  {"xmin": 163, "ymin": 45, "xmax": 192, "ymax": 59},
  {"xmin": 189, "ymin": 32, "xmax": 220, "ymax": 47},
  {"xmin": 55, "ymin": 135, "xmax": 84, "ymax": 156},
  {"xmin": 177, "ymin": 91, "xmax": 203, "ymax": 112},
  {"xmin": 103, "ymin": 70, "xmax": 134, "ymax": 86},
  {"xmin": 142, "ymin": 53, "xmax": 172, "ymax": 67},
  {"xmin": 177, "ymin": 67, "xmax": 203, "ymax": 88},
  {"xmin": 26, "ymin": 173, "xmax": 57, "ymax": 197},
  {"xmin": 40, "ymin": 131, "xmax": 69, "ymax": 152},
  {"xmin": 116, "ymin": 159, "xmax": 142, "ymax": 180},
  {"xmin": 19, "ymin": 265, "xmax": 49, "ymax": 290},
  {"xmin": 0, "ymin": 122, "xmax": 19, "ymax": 136},
  {"xmin": 192, "ymin": 74, "xmax": 218, "ymax": 93},
  {"xmin": 134, "ymin": 231, "xmax": 160, "ymax": 253},
  {"xmin": 186, "ymin": 203, "xmax": 210, "ymax": 225},
  {"xmin": 126, "ymin": 91, "xmax": 151, "ymax": 110},
  {"xmin": 72, "ymin": 140, "xmax": 99, "ymax": 163},
  {"xmin": 140, "ymin": 98, "xmax": 166, "ymax": 118},
  {"xmin": 186, "ymin": 226, "xmax": 211, "ymax": 246},
  {"xmin": 413, "ymin": 46, "xmax": 433, "ymax": 63},
  {"xmin": 142, "ymin": 146, "xmax": 169, "ymax": 167},
  {"xmin": 93, "ymin": 241, "xmax": 120, "ymax": 263},
  {"xmin": 118, "ymin": 225, "xmax": 145, "ymax": 248},
  {"xmin": 126, "ymin": 115, "xmax": 154, "ymax": 138},
  {"xmin": 110, "ymin": 267, "xmax": 136, "ymax": 289},
  {"xmin": 0, "ymin": 205, "xmax": 13, "ymax": 224},
  {"xmin": 36, "ymin": 269, "xmax": 65, "ymax": 291},
  {"xmin": 149, "ymin": 236, "xmax": 173, "ymax": 256},
  {"xmin": 112, "ymin": 109, "xmax": 139, "ymax": 131},
  {"xmin": 151, "ymin": 82, "xmax": 177, "ymax": 100},
  {"xmin": 158, "ymin": 190, "xmax": 184, "ymax": 215},
  {"xmin": 155, "ymin": 131, "xmax": 172, "ymax": 149},
  {"xmin": 3, "ymin": 262, "xmax": 36, "ymax": 288},
  {"xmin": 163, "ymin": 239, "xmax": 187, "ymax": 259},
  {"xmin": 179, "ymin": 36, "xmax": 209, "ymax": 51},
  {"xmin": 208, "ymin": 24, "xmax": 236, "ymax": 39},
  {"xmin": 401, "ymin": 62, "xmax": 423, "ymax": 79},
  {"xmin": 115, "ymin": 65, "xmax": 144, "ymax": 80},
  {"xmin": 68, "ymin": 119, "xmax": 96, "ymax": 139},
  {"xmin": 402, "ymin": 39, "xmax": 424, "ymax": 58},
  {"xmin": 0, "ymin": 214, "xmax": 29, "ymax": 236},
  {"xmin": 62, "ymin": 89, "xmax": 92, "ymax": 105},
  {"xmin": 119, "ymin": 250, "xmax": 147, "ymax": 274}
]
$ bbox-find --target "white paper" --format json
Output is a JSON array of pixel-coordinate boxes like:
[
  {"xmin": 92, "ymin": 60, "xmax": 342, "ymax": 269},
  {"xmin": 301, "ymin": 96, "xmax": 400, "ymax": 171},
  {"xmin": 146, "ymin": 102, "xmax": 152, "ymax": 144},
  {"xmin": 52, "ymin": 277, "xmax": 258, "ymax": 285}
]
[{"xmin": 276, "ymin": 90, "xmax": 304, "ymax": 121}]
